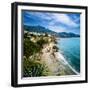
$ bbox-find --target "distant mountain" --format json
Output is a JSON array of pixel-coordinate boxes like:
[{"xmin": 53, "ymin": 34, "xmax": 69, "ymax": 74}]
[
  {"xmin": 58, "ymin": 32, "xmax": 80, "ymax": 38},
  {"xmin": 24, "ymin": 25, "xmax": 80, "ymax": 38},
  {"xmin": 24, "ymin": 25, "xmax": 56, "ymax": 34}
]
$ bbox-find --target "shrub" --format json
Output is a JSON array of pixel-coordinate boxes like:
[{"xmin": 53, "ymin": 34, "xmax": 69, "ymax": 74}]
[
  {"xmin": 53, "ymin": 46, "xmax": 59, "ymax": 52},
  {"xmin": 24, "ymin": 38, "xmax": 41, "ymax": 58},
  {"xmin": 23, "ymin": 58, "xmax": 50, "ymax": 77}
]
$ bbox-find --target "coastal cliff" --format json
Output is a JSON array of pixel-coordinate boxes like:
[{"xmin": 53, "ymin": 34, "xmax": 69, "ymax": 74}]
[{"xmin": 23, "ymin": 31, "xmax": 78, "ymax": 77}]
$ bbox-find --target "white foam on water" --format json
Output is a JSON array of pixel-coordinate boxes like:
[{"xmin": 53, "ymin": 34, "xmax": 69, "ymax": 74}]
[{"xmin": 55, "ymin": 52, "xmax": 79, "ymax": 75}]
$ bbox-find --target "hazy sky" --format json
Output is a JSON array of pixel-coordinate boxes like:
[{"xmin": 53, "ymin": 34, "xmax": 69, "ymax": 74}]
[{"xmin": 22, "ymin": 11, "xmax": 80, "ymax": 34}]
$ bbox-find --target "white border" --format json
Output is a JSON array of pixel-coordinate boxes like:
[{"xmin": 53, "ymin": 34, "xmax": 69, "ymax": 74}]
[{"xmin": 17, "ymin": 5, "xmax": 86, "ymax": 84}]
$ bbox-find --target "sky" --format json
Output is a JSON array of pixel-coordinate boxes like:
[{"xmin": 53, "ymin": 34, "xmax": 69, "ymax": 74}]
[{"xmin": 22, "ymin": 11, "xmax": 80, "ymax": 34}]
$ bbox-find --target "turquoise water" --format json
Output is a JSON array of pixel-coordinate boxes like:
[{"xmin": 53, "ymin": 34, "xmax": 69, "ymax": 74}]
[{"xmin": 57, "ymin": 38, "xmax": 80, "ymax": 73}]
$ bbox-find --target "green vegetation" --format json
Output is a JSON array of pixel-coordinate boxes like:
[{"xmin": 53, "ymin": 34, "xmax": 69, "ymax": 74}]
[
  {"xmin": 53, "ymin": 46, "xmax": 59, "ymax": 52},
  {"xmin": 23, "ymin": 57, "xmax": 50, "ymax": 77},
  {"xmin": 23, "ymin": 30, "xmax": 77, "ymax": 76},
  {"xmin": 24, "ymin": 33, "xmax": 49, "ymax": 58},
  {"xmin": 24, "ymin": 38, "xmax": 40, "ymax": 58},
  {"xmin": 23, "ymin": 31, "xmax": 52, "ymax": 77}
]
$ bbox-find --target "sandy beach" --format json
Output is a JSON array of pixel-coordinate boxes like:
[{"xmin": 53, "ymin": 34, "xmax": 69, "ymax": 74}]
[{"xmin": 41, "ymin": 43, "xmax": 78, "ymax": 76}]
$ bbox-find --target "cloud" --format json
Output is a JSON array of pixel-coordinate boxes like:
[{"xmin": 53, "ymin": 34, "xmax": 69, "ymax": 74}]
[
  {"xmin": 48, "ymin": 25, "xmax": 66, "ymax": 32},
  {"xmin": 50, "ymin": 13, "xmax": 79, "ymax": 27},
  {"xmin": 23, "ymin": 11, "xmax": 80, "ymax": 34},
  {"xmin": 25, "ymin": 11, "xmax": 52, "ymax": 21}
]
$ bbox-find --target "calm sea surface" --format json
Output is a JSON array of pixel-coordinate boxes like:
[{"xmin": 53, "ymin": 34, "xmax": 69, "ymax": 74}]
[{"xmin": 57, "ymin": 38, "xmax": 80, "ymax": 73}]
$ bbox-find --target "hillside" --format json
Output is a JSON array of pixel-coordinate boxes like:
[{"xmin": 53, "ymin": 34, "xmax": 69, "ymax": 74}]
[
  {"xmin": 58, "ymin": 32, "xmax": 80, "ymax": 38},
  {"xmin": 24, "ymin": 25, "xmax": 56, "ymax": 34},
  {"xmin": 24, "ymin": 25, "xmax": 80, "ymax": 38}
]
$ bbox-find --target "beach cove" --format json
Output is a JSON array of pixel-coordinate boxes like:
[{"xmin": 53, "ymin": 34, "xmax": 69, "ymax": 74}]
[
  {"xmin": 40, "ymin": 40, "xmax": 79, "ymax": 76},
  {"xmin": 23, "ymin": 31, "xmax": 80, "ymax": 77}
]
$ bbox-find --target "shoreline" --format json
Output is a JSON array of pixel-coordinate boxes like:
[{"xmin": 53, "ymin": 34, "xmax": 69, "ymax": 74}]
[
  {"xmin": 55, "ymin": 52, "xmax": 79, "ymax": 75},
  {"xmin": 41, "ymin": 43, "xmax": 79, "ymax": 76},
  {"xmin": 23, "ymin": 31, "xmax": 80, "ymax": 77}
]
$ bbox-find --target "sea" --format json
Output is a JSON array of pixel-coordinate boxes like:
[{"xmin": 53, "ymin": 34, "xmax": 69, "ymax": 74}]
[{"xmin": 57, "ymin": 38, "xmax": 80, "ymax": 73}]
